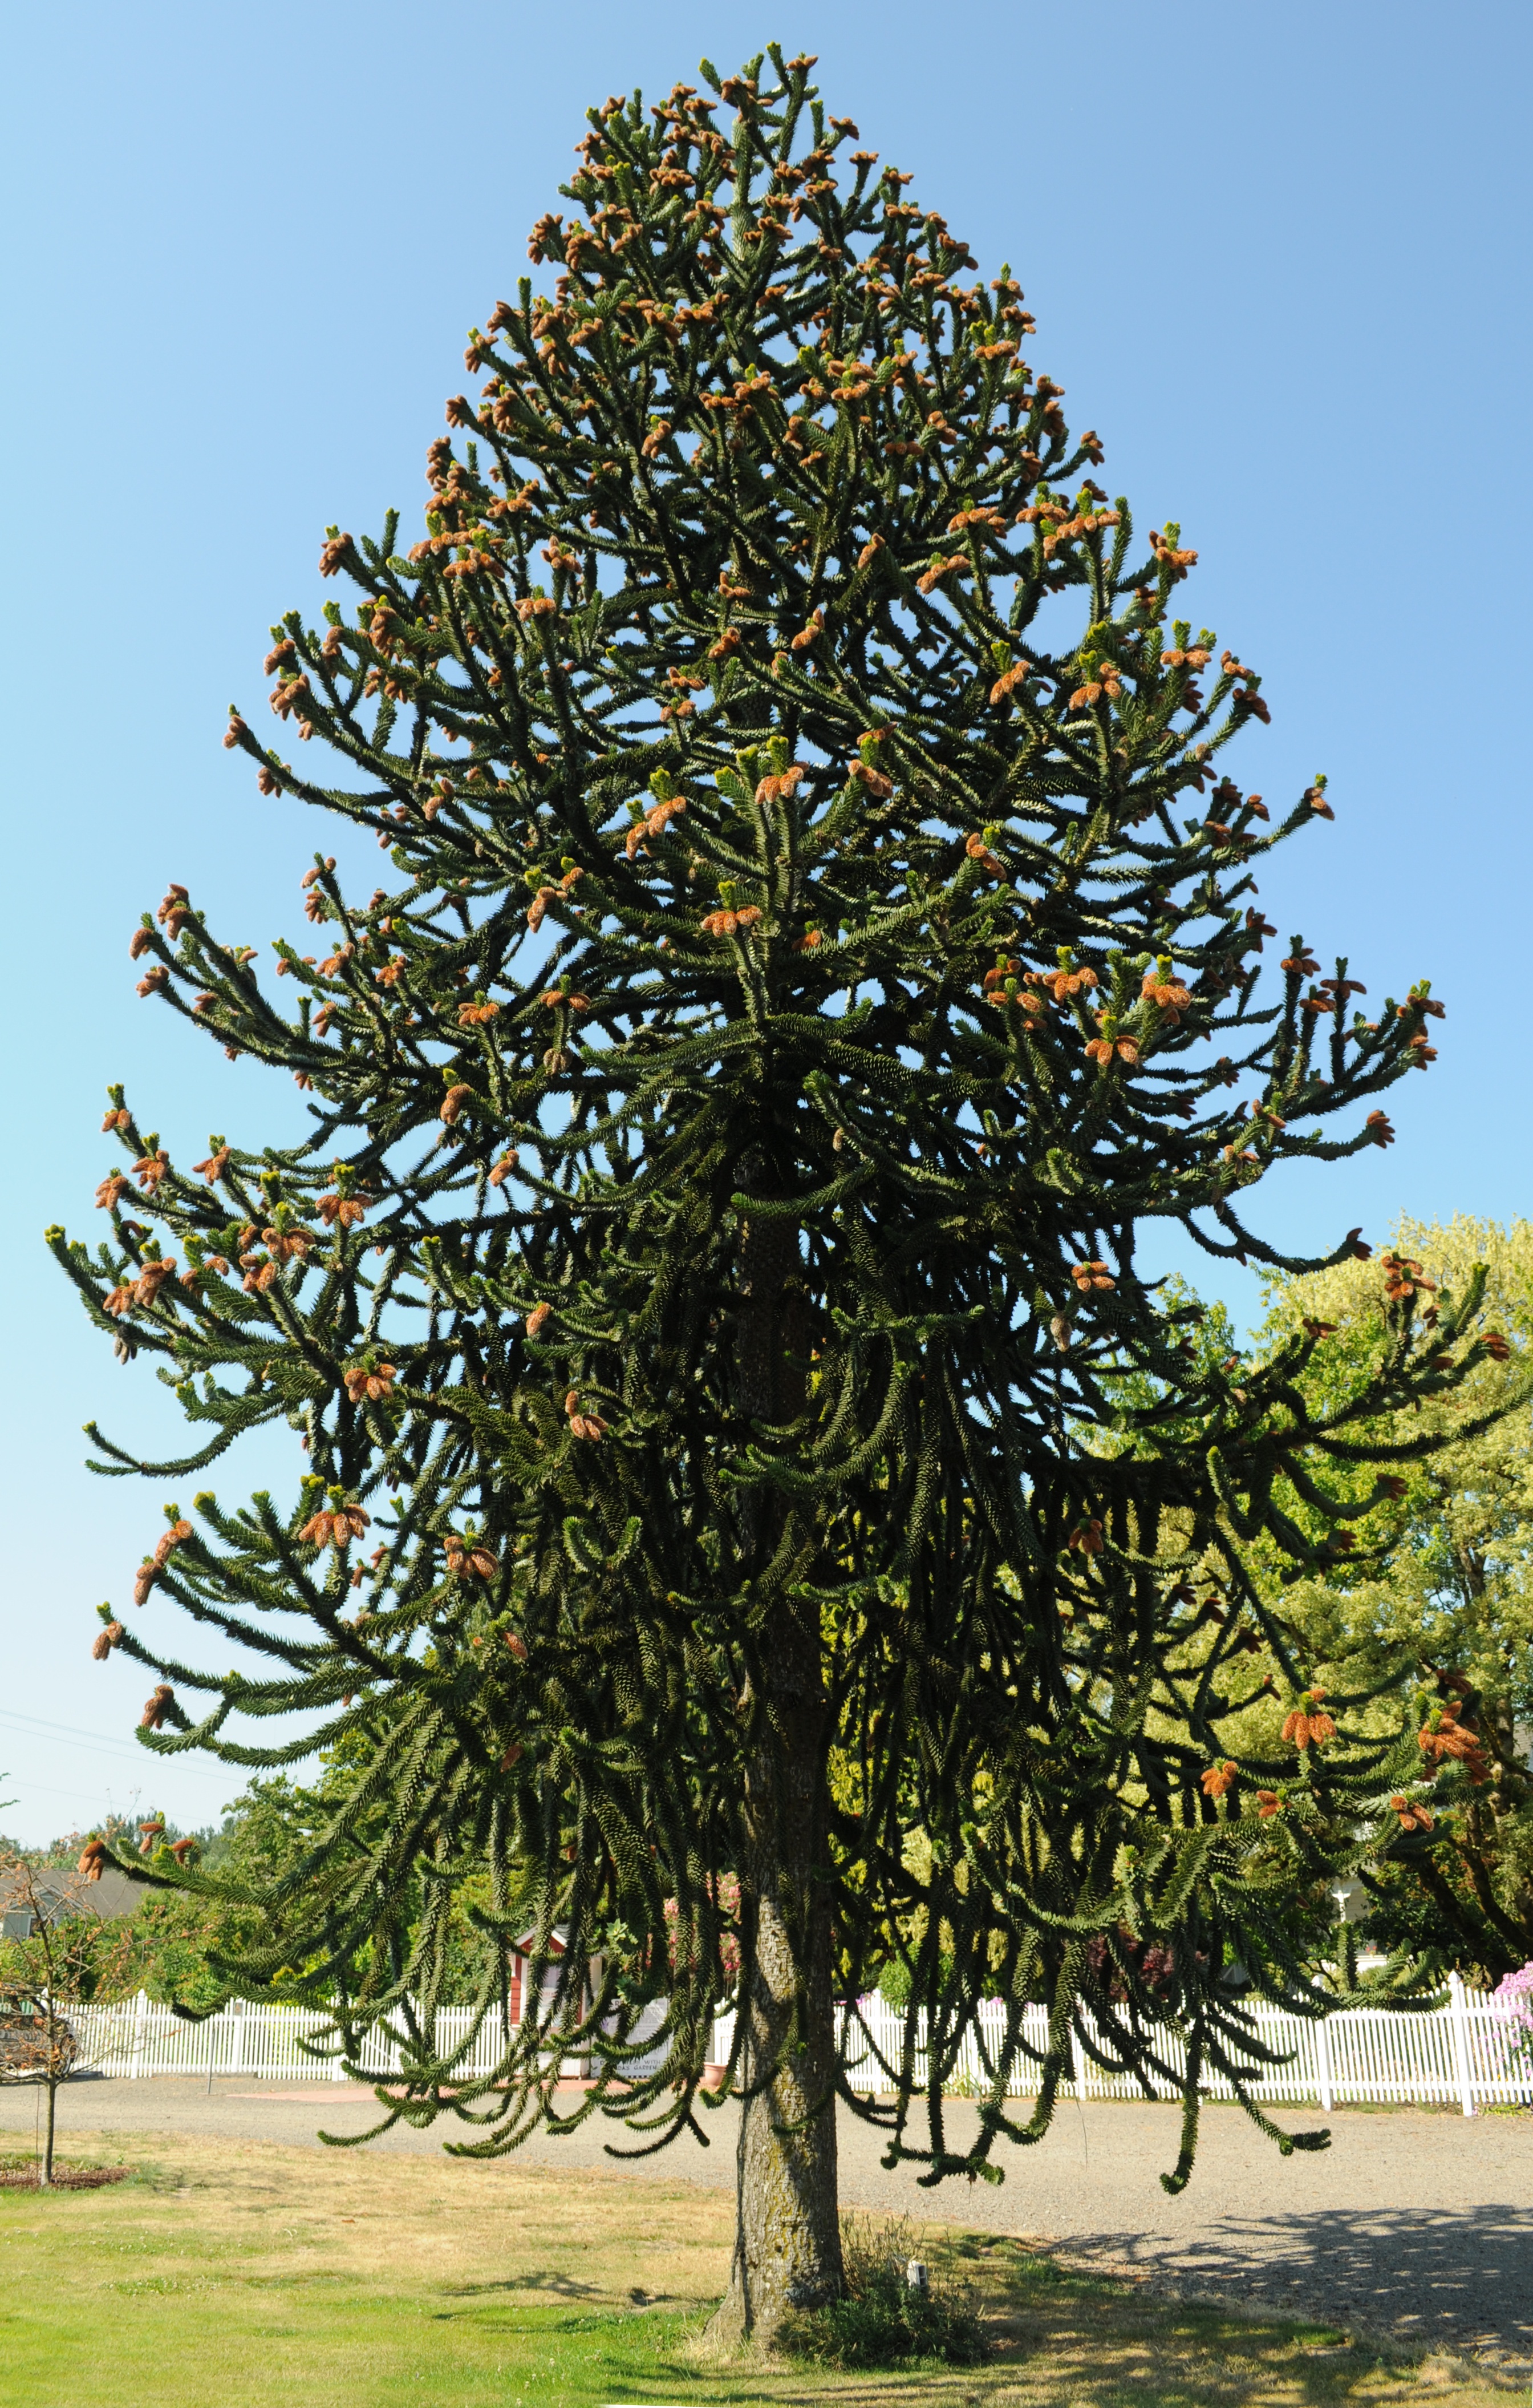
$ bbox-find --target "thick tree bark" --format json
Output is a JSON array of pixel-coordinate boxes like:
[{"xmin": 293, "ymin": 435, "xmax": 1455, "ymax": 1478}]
[
  {"xmin": 706, "ymin": 1194, "xmax": 843, "ymax": 2352},
  {"xmin": 708, "ymin": 1605, "xmax": 842, "ymax": 2349}
]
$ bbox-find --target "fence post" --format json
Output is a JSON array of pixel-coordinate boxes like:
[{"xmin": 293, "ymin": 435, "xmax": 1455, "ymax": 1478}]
[
  {"xmin": 1314, "ymin": 2014, "xmax": 1334, "ymax": 2113},
  {"xmin": 130, "ymin": 1988, "xmax": 149, "ymax": 2080},
  {"xmin": 229, "ymin": 2001, "xmax": 244, "ymax": 2079},
  {"xmin": 1447, "ymin": 1972, "xmax": 1476, "ymax": 2118},
  {"xmin": 1069, "ymin": 2021, "xmax": 1085, "ymax": 2104}
]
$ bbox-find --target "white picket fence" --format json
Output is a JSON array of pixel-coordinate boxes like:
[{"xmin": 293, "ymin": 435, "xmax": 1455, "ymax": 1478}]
[
  {"xmin": 53, "ymin": 1973, "xmax": 1530, "ymax": 2116},
  {"xmin": 821, "ymin": 1974, "xmax": 1532, "ymax": 2118},
  {"xmin": 57, "ymin": 1994, "xmax": 521, "ymax": 2085}
]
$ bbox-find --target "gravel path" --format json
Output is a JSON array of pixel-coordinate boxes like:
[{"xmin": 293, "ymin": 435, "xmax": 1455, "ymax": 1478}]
[{"xmin": 5, "ymin": 2078, "xmax": 1528, "ymax": 2365}]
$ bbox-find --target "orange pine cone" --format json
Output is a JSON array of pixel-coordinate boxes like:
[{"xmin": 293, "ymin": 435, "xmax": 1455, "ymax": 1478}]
[
  {"xmin": 152, "ymin": 1520, "xmax": 193, "ymax": 1568},
  {"xmin": 964, "ymin": 831, "xmax": 1004, "ymax": 877},
  {"xmin": 445, "ymin": 1537, "xmax": 498, "ymax": 1580},
  {"xmin": 1283, "ymin": 1688, "xmax": 1335, "ymax": 1750},
  {"xmin": 1418, "ymin": 1702, "xmax": 1490, "ymax": 1783},
  {"xmin": 343, "ymin": 1362, "xmax": 396, "ymax": 1404},
  {"xmin": 317, "ymin": 1192, "xmax": 366, "ymax": 1228}
]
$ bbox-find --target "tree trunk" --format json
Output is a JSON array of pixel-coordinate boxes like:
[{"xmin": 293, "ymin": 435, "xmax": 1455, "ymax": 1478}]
[
  {"xmin": 706, "ymin": 1193, "xmax": 843, "ymax": 2352},
  {"xmin": 708, "ymin": 1604, "xmax": 842, "ymax": 2349},
  {"xmin": 41, "ymin": 2076, "xmax": 57, "ymax": 2188}
]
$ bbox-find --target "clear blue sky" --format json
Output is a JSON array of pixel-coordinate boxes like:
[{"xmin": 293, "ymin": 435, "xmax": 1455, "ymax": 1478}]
[{"xmin": 2, "ymin": 0, "xmax": 1528, "ymax": 1847}]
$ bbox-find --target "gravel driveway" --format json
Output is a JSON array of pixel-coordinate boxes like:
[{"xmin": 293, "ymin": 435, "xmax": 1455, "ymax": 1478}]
[{"xmin": 3, "ymin": 2078, "xmax": 1527, "ymax": 2366}]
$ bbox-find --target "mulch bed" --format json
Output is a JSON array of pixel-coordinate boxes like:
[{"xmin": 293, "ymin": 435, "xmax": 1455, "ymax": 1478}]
[{"xmin": 0, "ymin": 2161, "xmax": 132, "ymax": 2191}]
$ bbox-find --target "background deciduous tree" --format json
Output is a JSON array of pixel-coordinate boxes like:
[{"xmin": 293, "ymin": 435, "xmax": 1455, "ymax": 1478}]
[
  {"xmin": 0, "ymin": 1853, "xmax": 133, "ymax": 2186},
  {"xmin": 1252, "ymin": 1216, "xmax": 1533, "ymax": 1978}
]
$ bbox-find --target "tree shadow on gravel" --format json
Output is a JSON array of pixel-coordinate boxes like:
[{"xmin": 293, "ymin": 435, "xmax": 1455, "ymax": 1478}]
[{"xmin": 1079, "ymin": 2204, "xmax": 1533, "ymax": 2364}]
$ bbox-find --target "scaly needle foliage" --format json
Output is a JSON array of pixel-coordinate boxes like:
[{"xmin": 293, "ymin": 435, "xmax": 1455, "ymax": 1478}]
[{"xmin": 48, "ymin": 52, "xmax": 1502, "ymax": 2285}]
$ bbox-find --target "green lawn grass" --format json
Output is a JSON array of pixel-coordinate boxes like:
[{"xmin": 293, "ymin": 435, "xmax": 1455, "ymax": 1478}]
[{"xmin": 0, "ymin": 2128, "xmax": 1516, "ymax": 2408}]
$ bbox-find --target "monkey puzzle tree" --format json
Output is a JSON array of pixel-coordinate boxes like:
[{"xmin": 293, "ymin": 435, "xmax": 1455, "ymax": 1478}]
[{"xmin": 52, "ymin": 48, "xmax": 1496, "ymax": 2348}]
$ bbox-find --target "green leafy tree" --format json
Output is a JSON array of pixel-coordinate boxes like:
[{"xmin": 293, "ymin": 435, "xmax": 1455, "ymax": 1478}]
[
  {"xmin": 112, "ymin": 1785, "xmax": 315, "ymax": 2010},
  {"xmin": 1254, "ymin": 1216, "xmax": 1533, "ymax": 1978},
  {"xmin": 10, "ymin": 1815, "xmax": 225, "ymax": 2009},
  {"xmin": 0, "ymin": 1852, "xmax": 133, "ymax": 2184},
  {"xmin": 50, "ymin": 50, "xmax": 1492, "ymax": 2347}
]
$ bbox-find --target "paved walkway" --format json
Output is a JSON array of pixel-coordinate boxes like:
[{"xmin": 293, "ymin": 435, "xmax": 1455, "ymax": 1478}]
[{"xmin": 4, "ymin": 2079, "xmax": 1527, "ymax": 2365}]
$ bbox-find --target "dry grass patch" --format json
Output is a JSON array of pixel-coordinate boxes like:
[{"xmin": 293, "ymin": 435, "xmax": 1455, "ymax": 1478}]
[
  {"xmin": 60, "ymin": 2125, "xmax": 736, "ymax": 2306},
  {"xmin": 0, "ymin": 2126, "xmax": 1519, "ymax": 2407}
]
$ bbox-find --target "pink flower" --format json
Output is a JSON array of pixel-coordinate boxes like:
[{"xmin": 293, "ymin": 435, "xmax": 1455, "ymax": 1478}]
[
  {"xmin": 662, "ymin": 1873, "xmax": 741, "ymax": 1981},
  {"xmin": 1493, "ymin": 1961, "xmax": 1533, "ymax": 2032}
]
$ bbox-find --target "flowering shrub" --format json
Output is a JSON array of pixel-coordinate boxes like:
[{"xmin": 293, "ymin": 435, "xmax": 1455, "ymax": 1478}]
[
  {"xmin": 1493, "ymin": 1960, "xmax": 1533, "ymax": 2052},
  {"xmin": 662, "ymin": 1873, "xmax": 740, "ymax": 1984}
]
